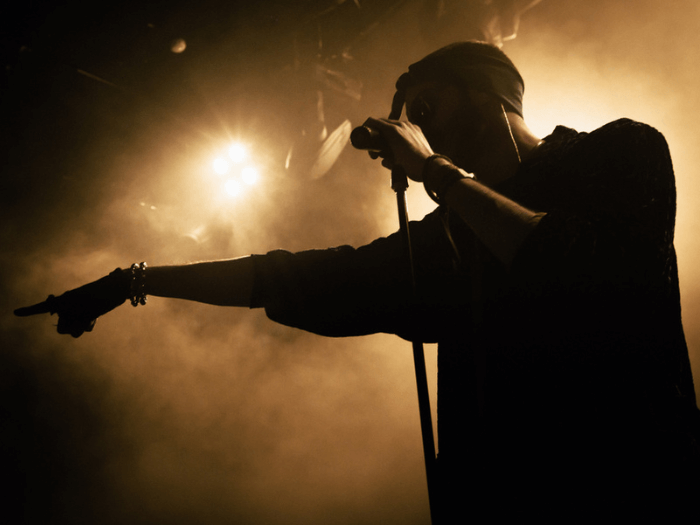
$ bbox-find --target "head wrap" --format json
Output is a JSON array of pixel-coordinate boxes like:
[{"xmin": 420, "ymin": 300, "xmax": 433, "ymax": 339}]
[{"xmin": 389, "ymin": 41, "xmax": 525, "ymax": 120}]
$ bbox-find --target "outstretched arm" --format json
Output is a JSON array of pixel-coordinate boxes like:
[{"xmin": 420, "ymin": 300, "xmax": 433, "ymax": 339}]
[
  {"xmin": 14, "ymin": 256, "xmax": 256, "ymax": 337},
  {"xmin": 145, "ymin": 256, "xmax": 254, "ymax": 307}
]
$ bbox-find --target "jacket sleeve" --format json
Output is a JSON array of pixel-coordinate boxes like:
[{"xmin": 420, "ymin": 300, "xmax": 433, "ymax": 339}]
[{"xmin": 250, "ymin": 209, "xmax": 474, "ymax": 341}]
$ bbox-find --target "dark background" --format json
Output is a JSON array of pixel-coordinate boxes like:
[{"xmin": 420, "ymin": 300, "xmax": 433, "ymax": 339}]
[{"xmin": 2, "ymin": 1, "xmax": 699, "ymax": 523}]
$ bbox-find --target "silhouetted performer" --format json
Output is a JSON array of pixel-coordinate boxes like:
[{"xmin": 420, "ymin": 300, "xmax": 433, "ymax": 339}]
[{"xmin": 16, "ymin": 42, "xmax": 700, "ymax": 521}]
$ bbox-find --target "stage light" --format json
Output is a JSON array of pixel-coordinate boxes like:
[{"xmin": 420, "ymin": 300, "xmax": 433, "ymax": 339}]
[
  {"xmin": 224, "ymin": 179, "xmax": 242, "ymax": 197},
  {"xmin": 241, "ymin": 166, "xmax": 259, "ymax": 185},
  {"xmin": 208, "ymin": 142, "xmax": 263, "ymax": 202},
  {"xmin": 170, "ymin": 38, "xmax": 187, "ymax": 54},
  {"xmin": 213, "ymin": 158, "xmax": 230, "ymax": 174},
  {"xmin": 228, "ymin": 143, "xmax": 248, "ymax": 163}
]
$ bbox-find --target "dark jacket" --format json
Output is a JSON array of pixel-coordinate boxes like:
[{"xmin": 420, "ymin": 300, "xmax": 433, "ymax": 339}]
[{"xmin": 252, "ymin": 119, "xmax": 699, "ymax": 518}]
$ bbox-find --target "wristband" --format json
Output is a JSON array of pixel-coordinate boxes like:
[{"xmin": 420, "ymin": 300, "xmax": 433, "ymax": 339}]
[
  {"xmin": 129, "ymin": 262, "xmax": 148, "ymax": 307},
  {"xmin": 422, "ymin": 154, "xmax": 468, "ymax": 205}
]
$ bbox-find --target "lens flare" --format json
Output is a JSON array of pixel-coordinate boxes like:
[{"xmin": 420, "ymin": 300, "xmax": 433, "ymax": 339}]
[
  {"xmin": 241, "ymin": 166, "xmax": 259, "ymax": 185},
  {"xmin": 229, "ymin": 143, "xmax": 248, "ymax": 163},
  {"xmin": 224, "ymin": 179, "xmax": 242, "ymax": 197},
  {"xmin": 213, "ymin": 158, "xmax": 229, "ymax": 174}
]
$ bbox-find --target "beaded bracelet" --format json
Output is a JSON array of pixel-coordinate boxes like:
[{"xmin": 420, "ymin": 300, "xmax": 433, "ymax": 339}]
[
  {"xmin": 422, "ymin": 154, "xmax": 469, "ymax": 205},
  {"xmin": 129, "ymin": 262, "xmax": 148, "ymax": 307}
]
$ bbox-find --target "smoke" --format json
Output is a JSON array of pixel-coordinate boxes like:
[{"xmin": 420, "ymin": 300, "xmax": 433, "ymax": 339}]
[
  {"xmin": 73, "ymin": 303, "xmax": 432, "ymax": 524},
  {"xmin": 2, "ymin": 1, "xmax": 699, "ymax": 523}
]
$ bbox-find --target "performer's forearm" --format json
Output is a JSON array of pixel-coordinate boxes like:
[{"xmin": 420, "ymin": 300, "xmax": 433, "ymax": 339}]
[
  {"xmin": 141, "ymin": 256, "xmax": 255, "ymax": 307},
  {"xmin": 443, "ymin": 174, "xmax": 545, "ymax": 267}
]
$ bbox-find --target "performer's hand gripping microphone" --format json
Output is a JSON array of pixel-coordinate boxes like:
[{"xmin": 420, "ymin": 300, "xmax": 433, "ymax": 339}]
[{"xmin": 350, "ymin": 125, "xmax": 388, "ymax": 153}]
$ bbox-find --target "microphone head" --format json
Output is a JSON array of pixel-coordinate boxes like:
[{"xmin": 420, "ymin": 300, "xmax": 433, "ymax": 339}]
[{"xmin": 350, "ymin": 125, "xmax": 387, "ymax": 152}]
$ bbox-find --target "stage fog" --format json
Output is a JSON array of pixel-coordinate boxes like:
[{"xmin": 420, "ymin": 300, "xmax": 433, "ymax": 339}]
[{"xmin": 2, "ymin": 1, "xmax": 699, "ymax": 523}]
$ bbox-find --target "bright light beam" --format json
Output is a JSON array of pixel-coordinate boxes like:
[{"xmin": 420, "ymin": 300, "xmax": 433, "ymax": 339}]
[
  {"xmin": 229, "ymin": 143, "xmax": 248, "ymax": 163},
  {"xmin": 241, "ymin": 166, "xmax": 259, "ymax": 185},
  {"xmin": 213, "ymin": 158, "xmax": 230, "ymax": 174},
  {"xmin": 224, "ymin": 179, "xmax": 242, "ymax": 197}
]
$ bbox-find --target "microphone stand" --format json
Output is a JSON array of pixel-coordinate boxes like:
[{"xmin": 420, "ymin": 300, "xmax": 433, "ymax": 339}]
[
  {"xmin": 350, "ymin": 125, "xmax": 437, "ymax": 521},
  {"xmin": 390, "ymin": 166, "xmax": 438, "ymax": 524}
]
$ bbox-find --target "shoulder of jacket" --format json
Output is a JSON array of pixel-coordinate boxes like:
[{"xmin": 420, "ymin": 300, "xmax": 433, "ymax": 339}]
[{"xmin": 593, "ymin": 118, "xmax": 666, "ymax": 142}]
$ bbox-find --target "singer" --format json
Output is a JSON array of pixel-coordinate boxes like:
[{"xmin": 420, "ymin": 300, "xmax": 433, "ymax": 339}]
[{"xmin": 15, "ymin": 42, "xmax": 700, "ymax": 521}]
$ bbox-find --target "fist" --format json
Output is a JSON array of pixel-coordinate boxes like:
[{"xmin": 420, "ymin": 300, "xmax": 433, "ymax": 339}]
[{"xmin": 362, "ymin": 117, "xmax": 434, "ymax": 181}]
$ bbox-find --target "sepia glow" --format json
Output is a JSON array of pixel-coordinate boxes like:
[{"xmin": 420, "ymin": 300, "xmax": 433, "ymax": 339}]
[
  {"xmin": 228, "ymin": 143, "xmax": 248, "ymax": 163},
  {"xmin": 241, "ymin": 165, "xmax": 259, "ymax": 185},
  {"xmin": 224, "ymin": 179, "xmax": 242, "ymax": 197},
  {"xmin": 4, "ymin": 1, "xmax": 700, "ymax": 524},
  {"xmin": 210, "ymin": 144, "xmax": 261, "ymax": 200},
  {"xmin": 170, "ymin": 38, "xmax": 187, "ymax": 54},
  {"xmin": 213, "ymin": 158, "xmax": 229, "ymax": 175}
]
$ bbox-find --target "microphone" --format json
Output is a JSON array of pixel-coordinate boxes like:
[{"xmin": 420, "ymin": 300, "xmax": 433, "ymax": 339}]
[{"xmin": 350, "ymin": 125, "xmax": 387, "ymax": 152}]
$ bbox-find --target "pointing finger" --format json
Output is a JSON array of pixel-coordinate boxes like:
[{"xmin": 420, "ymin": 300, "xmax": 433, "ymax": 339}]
[{"xmin": 14, "ymin": 296, "xmax": 57, "ymax": 317}]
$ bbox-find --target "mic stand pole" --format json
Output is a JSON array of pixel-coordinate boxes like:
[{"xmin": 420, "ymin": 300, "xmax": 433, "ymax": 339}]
[{"xmin": 390, "ymin": 166, "xmax": 438, "ymax": 524}]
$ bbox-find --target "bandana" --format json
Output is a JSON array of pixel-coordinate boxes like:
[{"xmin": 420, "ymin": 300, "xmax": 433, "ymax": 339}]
[{"xmin": 389, "ymin": 41, "xmax": 524, "ymax": 120}]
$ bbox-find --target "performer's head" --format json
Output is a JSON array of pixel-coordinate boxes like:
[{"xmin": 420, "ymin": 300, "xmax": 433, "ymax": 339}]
[{"xmin": 392, "ymin": 41, "xmax": 530, "ymax": 179}]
